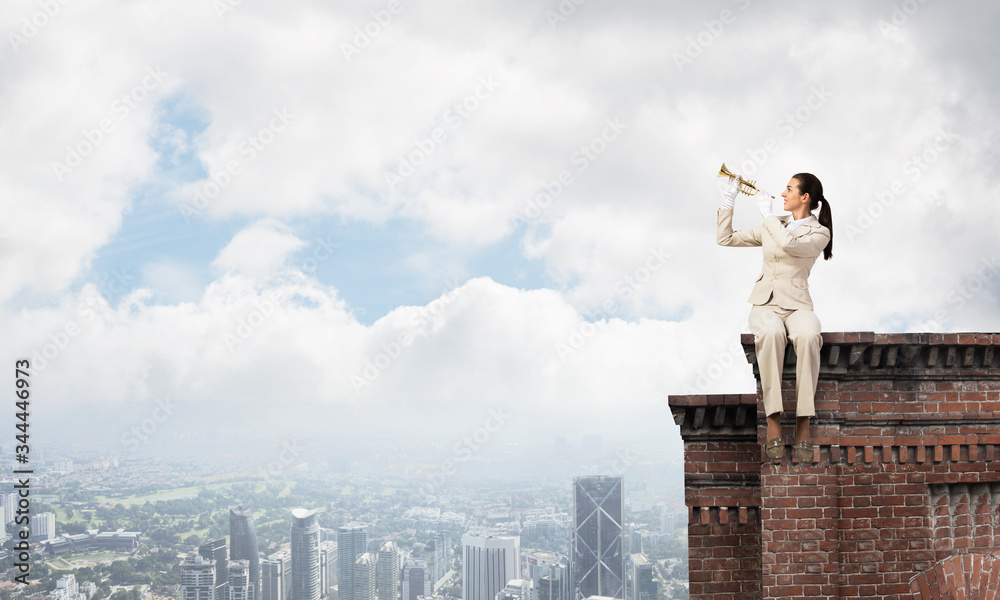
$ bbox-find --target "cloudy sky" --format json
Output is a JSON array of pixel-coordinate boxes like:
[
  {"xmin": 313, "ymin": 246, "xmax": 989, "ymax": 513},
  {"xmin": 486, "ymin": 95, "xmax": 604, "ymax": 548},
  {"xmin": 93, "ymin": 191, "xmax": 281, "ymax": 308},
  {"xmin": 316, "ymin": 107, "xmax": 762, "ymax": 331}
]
[{"xmin": 2, "ymin": 0, "xmax": 999, "ymax": 459}]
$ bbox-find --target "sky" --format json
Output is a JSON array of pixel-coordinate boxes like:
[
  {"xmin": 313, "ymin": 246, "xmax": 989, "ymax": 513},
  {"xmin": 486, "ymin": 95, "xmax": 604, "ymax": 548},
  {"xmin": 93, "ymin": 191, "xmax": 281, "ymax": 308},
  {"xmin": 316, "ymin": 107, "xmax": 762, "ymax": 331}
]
[{"xmin": 2, "ymin": 0, "xmax": 999, "ymax": 464}]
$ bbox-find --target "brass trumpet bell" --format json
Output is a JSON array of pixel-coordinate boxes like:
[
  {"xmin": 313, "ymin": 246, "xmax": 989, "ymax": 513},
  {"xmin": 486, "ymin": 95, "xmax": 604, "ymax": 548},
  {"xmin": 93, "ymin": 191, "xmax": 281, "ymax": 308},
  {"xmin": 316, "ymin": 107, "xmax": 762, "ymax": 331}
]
[{"xmin": 718, "ymin": 163, "xmax": 774, "ymax": 198}]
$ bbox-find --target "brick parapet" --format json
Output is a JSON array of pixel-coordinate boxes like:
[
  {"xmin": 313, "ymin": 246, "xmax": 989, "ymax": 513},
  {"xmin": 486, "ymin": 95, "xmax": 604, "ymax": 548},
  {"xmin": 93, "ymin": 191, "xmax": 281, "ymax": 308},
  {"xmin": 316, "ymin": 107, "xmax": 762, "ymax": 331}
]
[
  {"xmin": 672, "ymin": 331, "xmax": 1000, "ymax": 600},
  {"xmin": 739, "ymin": 331, "xmax": 1000, "ymax": 381}
]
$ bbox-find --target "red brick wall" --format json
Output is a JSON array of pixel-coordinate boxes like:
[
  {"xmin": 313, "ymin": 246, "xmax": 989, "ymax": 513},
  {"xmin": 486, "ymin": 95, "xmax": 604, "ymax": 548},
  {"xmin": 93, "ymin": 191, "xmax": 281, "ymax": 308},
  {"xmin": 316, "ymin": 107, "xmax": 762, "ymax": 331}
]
[
  {"xmin": 670, "ymin": 332, "xmax": 1000, "ymax": 600},
  {"xmin": 688, "ymin": 516, "xmax": 762, "ymax": 600}
]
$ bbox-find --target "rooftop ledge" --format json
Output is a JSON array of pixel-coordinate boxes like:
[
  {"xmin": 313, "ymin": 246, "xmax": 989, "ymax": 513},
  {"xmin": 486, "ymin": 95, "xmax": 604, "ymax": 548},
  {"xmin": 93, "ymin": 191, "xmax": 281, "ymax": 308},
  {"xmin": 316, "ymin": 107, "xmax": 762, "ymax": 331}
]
[
  {"xmin": 668, "ymin": 331, "xmax": 1000, "ymax": 441},
  {"xmin": 735, "ymin": 331, "xmax": 1000, "ymax": 379}
]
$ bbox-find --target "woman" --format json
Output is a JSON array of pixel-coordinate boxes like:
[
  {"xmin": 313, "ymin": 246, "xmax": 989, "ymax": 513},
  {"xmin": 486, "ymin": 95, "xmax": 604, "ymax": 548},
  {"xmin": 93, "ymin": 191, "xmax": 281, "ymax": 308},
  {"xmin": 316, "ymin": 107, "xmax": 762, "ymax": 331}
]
[{"xmin": 716, "ymin": 172, "xmax": 833, "ymax": 462}]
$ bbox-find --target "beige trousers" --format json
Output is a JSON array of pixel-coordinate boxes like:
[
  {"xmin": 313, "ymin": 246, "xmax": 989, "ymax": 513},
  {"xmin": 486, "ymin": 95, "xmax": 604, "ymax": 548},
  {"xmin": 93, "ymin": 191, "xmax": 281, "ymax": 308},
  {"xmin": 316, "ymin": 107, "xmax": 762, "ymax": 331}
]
[{"xmin": 748, "ymin": 301, "xmax": 822, "ymax": 417}]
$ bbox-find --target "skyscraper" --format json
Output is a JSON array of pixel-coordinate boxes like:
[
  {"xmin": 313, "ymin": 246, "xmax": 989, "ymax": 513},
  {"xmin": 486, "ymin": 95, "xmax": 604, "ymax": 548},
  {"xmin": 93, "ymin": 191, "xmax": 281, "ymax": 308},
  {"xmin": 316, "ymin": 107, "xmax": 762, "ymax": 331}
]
[
  {"xmin": 496, "ymin": 580, "xmax": 529, "ymax": 600},
  {"xmin": 200, "ymin": 538, "xmax": 229, "ymax": 600},
  {"xmin": 320, "ymin": 541, "xmax": 337, "ymax": 598},
  {"xmin": 526, "ymin": 551, "xmax": 569, "ymax": 600},
  {"xmin": 572, "ymin": 476, "xmax": 624, "ymax": 600},
  {"xmin": 262, "ymin": 551, "xmax": 291, "ymax": 600},
  {"xmin": 628, "ymin": 555, "xmax": 655, "ymax": 600},
  {"xmin": 181, "ymin": 553, "xmax": 217, "ymax": 600},
  {"xmin": 291, "ymin": 508, "xmax": 321, "ymax": 600},
  {"xmin": 338, "ymin": 523, "xmax": 368, "ymax": 600},
  {"xmin": 231, "ymin": 506, "xmax": 261, "ymax": 599},
  {"xmin": 401, "ymin": 560, "xmax": 426, "ymax": 600},
  {"xmin": 30, "ymin": 512, "xmax": 55, "ymax": 542},
  {"xmin": 626, "ymin": 525, "xmax": 642, "ymax": 555},
  {"xmin": 354, "ymin": 553, "xmax": 376, "ymax": 600},
  {"xmin": 461, "ymin": 533, "xmax": 520, "ymax": 600},
  {"xmin": 229, "ymin": 560, "xmax": 255, "ymax": 600},
  {"xmin": 376, "ymin": 541, "xmax": 399, "ymax": 600},
  {"xmin": 423, "ymin": 539, "xmax": 438, "ymax": 589},
  {"xmin": 2, "ymin": 493, "xmax": 16, "ymax": 525}
]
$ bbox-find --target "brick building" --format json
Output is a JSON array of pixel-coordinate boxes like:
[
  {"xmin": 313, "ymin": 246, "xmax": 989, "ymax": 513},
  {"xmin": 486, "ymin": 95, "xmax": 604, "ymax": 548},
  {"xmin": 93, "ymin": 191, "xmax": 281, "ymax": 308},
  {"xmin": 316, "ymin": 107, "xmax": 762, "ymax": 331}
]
[{"xmin": 669, "ymin": 332, "xmax": 1000, "ymax": 600}]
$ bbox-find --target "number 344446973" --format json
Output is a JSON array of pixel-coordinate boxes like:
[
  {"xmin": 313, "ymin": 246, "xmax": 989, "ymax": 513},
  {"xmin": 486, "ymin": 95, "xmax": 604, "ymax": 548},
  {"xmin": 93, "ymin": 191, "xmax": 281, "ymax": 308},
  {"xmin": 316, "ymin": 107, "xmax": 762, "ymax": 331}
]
[{"xmin": 15, "ymin": 359, "xmax": 30, "ymax": 456}]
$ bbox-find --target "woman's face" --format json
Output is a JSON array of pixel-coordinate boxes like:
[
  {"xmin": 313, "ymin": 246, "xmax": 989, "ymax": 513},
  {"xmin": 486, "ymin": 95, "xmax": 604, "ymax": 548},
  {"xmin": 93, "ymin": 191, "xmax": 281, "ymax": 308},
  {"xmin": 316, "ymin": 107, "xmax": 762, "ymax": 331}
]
[{"xmin": 781, "ymin": 178, "xmax": 809, "ymax": 213}]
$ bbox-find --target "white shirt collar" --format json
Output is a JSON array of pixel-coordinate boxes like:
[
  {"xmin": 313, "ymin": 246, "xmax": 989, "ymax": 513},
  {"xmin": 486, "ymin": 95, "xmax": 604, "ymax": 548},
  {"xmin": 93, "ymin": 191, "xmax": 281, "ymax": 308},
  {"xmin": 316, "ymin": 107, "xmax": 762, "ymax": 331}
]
[{"xmin": 784, "ymin": 215, "xmax": 812, "ymax": 233}]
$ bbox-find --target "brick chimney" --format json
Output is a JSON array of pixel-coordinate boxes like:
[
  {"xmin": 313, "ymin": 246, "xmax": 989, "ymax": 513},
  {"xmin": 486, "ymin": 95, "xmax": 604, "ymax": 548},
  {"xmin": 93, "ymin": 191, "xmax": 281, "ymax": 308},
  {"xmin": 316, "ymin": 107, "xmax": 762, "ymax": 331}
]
[{"xmin": 668, "ymin": 332, "xmax": 1000, "ymax": 600}]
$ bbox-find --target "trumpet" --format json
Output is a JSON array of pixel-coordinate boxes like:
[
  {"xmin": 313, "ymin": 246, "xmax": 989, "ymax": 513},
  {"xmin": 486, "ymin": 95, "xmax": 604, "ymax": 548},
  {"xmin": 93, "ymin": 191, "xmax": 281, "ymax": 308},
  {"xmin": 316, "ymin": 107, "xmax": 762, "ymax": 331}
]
[{"xmin": 718, "ymin": 163, "xmax": 774, "ymax": 198}]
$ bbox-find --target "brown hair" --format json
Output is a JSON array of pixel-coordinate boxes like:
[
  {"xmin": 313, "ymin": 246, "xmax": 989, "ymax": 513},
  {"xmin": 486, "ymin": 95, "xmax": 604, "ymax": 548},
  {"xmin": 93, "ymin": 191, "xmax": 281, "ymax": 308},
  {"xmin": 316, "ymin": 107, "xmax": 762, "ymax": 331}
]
[{"xmin": 792, "ymin": 172, "xmax": 833, "ymax": 260}]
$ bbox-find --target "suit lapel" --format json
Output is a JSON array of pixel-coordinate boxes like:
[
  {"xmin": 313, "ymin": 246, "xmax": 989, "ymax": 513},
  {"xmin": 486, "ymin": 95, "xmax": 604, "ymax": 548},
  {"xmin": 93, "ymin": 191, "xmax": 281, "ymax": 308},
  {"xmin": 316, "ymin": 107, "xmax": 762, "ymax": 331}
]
[{"xmin": 791, "ymin": 216, "xmax": 820, "ymax": 237}]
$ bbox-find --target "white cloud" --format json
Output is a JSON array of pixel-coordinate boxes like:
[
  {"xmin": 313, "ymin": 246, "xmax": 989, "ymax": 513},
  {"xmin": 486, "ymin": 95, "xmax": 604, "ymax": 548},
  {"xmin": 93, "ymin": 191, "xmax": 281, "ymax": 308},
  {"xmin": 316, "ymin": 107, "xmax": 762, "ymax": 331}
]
[
  {"xmin": 1, "ymin": 0, "xmax": 1000, "ymax": 452},
  {"xmin": 10, "ymin": 271, "xmax": 750, "ymax": 451},
  {"xmin": 211, "ymin": 219, "xmax": 307, "ymax": 276}
]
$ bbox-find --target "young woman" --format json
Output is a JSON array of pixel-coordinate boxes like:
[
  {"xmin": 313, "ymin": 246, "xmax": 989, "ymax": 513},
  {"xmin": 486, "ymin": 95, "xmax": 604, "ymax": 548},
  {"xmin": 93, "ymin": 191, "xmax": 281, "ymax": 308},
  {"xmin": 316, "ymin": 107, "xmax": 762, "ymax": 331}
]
[{"xmin": 716, "ymin": 172, "xmax": 833, "ymax": 462}]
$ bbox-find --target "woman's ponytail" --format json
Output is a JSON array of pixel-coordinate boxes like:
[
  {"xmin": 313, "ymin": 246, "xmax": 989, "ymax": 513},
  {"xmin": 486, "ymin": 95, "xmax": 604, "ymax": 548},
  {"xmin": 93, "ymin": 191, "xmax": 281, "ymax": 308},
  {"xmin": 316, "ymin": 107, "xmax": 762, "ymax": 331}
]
[
  {"xmin": 792, "ymin": 172, "xmax": 833, "ymax": 260},
  {"xmin": 817, "ymin": 196, "xmax": 833, "ymax": 260}
]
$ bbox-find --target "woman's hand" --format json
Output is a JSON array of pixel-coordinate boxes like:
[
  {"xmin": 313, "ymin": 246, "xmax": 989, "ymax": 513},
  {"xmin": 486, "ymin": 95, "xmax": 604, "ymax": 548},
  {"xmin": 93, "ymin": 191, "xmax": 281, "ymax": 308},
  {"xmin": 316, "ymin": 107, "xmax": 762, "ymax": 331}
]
[
  {"xmin": 756, "ymin": 187, "xmax": 774, "ymax": 217},
  {"xmin": 720, "ymin": 174, "xmax": 740, "ymax": 209}
]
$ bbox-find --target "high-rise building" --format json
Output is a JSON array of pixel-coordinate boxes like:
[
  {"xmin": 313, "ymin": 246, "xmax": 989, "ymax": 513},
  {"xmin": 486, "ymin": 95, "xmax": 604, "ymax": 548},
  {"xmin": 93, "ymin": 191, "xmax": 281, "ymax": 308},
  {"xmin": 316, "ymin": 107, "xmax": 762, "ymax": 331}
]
[
  {"xmin": 626, "ymin": 525, "xmax": 642, "ymax": 555},
  {"xmin": 526, "ymin": 551, "xmax": 569, "ymax": 600},
  {"xmin": 181, "ymin": 553, "xmax": 217, "ymax": 600},
  {"xmin": 229, "ymin": 560, "xmax": 255, "ymax": 600},
  {"xmin": 628, "ymin": 555, "xmax": 655, "ymax": 600},
  {"xmin": 421, "ymin": 532, "xmax": 450, "ymax": 586},
  {"xmin": 320, "ymin": 541, "xmax": 337, "ymax": 598},
  {"xmin": 401, "ymin": 560, "xmax": 426, "ymax": 600},
  {"xmin": 376, "ymin": 541, "xmax": 399, "ymax": 600},
  {"xmin": 2, "ymin": 492, "xmax": 17, "ymax": 524},
  {"xmin": 461, "ymin": 533, "xmax": 520, "ymax": 600},
  {"xmin": 262, "ymin": 551, "xmax": 291, "ymax": 600},
  {"xmin": 31, "ymin": 512, "xmax": 56, "ymax": 542},
  {"xmin": 231, "ymin": 506, "xmax": 261, "ymax": 598},
  {"xmin": 200, "ymin": 538, "xmax": 229, "ymax": 600},
  {"xmin": 496, "ymin": 579, "xmax": 530, "ymax": 600},
  {"xmin": 571, "ymin": 476, "xmax": 625, "ymax": 600},
  {"xmin": 55, "ymin": 573, "xmax": 79, "ymax": 599},
  {"xmin": 658, "ymin": 510, "xmax": 674, "ymax": 536},
  {"xmin": 338, "ymin": 523, "xmax": 368, "ymax": 600},
  {"xmin": 353, "ymin": 553, "xmax": 376, "ymax": 600},
  {"xmin": 291, "ymin": 509, "xmax": 321, "ymax": 600},
  {"xmin": 423, "ymin": 540, "xmax": 437, "ymax": 590}
]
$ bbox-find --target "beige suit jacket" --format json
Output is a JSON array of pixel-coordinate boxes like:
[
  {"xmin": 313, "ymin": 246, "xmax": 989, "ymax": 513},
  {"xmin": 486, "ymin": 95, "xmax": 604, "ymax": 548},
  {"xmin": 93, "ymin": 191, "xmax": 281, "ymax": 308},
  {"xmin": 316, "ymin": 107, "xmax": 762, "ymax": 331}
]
[{"xmin": 717, "ymin": 208, "xmax": 830, "ymax": 311}]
